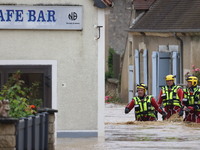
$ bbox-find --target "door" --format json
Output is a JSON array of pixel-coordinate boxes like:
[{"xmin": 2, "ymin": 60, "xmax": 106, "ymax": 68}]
[
  {"xmin": 143, "ymin": 49, "xmax": 148, "ymax": 87},
  {"xmin": 128, "ymin": 65, "xmax": 134, "ymax": 102},
  {"xmin": 135, "ymin": 49, "xmax": 140, "ymax": 84},
  {"xmin": 158, "ymin": 52, "xmax": 171, "ymax": 88},
  {"xmin": 152, "ymin": 52, "xmax": 177, "ymax": 98},
  {"xmin": 172, "ymin": 52, "xmax": 180, "ymax": 84},
  {"xmin": 0, "ymin": 65, "xmax": 52, "ymax": 108}
]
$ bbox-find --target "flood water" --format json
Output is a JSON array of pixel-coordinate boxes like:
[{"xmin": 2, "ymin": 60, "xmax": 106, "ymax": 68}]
[{"xmin": 56, "ymin": 103, "xmax": 200, "ymax": 150}]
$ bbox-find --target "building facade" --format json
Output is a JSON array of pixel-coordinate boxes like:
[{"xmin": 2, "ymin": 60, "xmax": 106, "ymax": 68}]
[
  {"xmin": 121, "ymin": 0, "xmax": 200, "ymax": 102},
  {"xmin": 0, "ymin": 0, "xmax": 107, "ymax": 137}
]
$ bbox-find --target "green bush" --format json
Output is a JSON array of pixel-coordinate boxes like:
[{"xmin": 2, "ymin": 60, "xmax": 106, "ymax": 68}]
[
  {"xmin": 0, "ymin": 71, "xmax": 42, "ymax": 118},
  {"xmin": 105, "ymin": 48, "xmax": 115, "ymax": 80}
]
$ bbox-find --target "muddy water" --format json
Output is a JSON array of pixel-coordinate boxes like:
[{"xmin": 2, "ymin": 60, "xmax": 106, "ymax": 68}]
[
  {"xmin": 105, "ymin": 121, "xmax": 200, "ymax": 149},
  {"xmin": 56, "ymin": 103, "xmax": 200, "ymax": 150}
]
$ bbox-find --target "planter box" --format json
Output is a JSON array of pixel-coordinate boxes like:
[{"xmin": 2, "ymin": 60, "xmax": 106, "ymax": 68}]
[{"xmin": 0, "ymin": 109, "xmax": 57, "ymax": 150}]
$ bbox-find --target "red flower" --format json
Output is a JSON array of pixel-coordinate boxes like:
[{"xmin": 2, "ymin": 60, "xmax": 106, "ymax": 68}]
[{"xmin": 29, "ymin": 105, "xmax": 36, "ymax": 109}]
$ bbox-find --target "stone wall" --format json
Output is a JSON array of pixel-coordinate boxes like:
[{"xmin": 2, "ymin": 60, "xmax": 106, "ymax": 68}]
[
  {"xmin": 106, "ymin": 79, "xmax": 120, "ymax": 98},
  {"xmin": 0, "ymin": 119, "xmax": 18, "ymax": 150},
  {"xmin": 0, "ymin": 110, "xmax": 57, "ymax": 150},
  {"xmin": 48, "ymin": 113, "xmax": 56, "ymax": 150},
  {"xmin": 109, "ymin": 0, "xmax": 132, "ymax": 55}
]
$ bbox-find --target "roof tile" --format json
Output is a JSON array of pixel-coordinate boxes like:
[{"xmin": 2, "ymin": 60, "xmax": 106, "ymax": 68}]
[
  {"xmin": 133, "ymin": 0, "xmax": 156, "ymax": 10},
  {"xmin": 131, "ymin": 0, "xmax": 200, "ymax": 32}
]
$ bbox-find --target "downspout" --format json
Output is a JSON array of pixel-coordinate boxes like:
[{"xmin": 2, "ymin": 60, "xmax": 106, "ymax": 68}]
[{"xmin": 174, "ymin": 33, "xmax": 183, "ymax": 83}]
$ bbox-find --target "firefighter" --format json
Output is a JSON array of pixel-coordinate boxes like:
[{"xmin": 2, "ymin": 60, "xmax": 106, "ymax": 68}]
[
  {"xmin": 181, "ymin": 76, "xmax": 200, "ymax": 123},
  {"xmin": 158, "ymin": 75, "xmax": 184, "ymax": 119},
  {"xmin": 125, "ymin": 83, "xmax": 166, "ymax": 121}
]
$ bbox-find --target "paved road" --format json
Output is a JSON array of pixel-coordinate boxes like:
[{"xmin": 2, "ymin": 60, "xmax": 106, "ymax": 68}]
[{"xmin": 56, "ymin": 103, "xmax": 200, "ymax": 150}]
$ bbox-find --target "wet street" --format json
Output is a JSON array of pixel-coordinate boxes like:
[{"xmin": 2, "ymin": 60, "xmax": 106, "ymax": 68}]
[{"xmin": 56, "ymin": 103, "xmax": 200, "ymax": 150}]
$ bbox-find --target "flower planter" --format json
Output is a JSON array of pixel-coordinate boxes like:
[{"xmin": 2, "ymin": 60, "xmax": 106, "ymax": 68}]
[{"xmin": 0, "ymin": 109, "xmax": 57, "ymax": 150}]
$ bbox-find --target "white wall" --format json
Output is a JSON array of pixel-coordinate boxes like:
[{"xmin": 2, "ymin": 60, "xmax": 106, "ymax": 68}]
[
  {"xmin": 98, "ymin": 9, "xmax": 105, "ymax": 137},
  {"xmin": 0, "ymin": 0, "xmax": 105, "ymax": 136}
]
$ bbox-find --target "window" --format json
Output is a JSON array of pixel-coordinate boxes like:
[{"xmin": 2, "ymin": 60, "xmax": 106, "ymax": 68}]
[{"xmin": 0, "ymin": 65, "xmax": 52, "ymax": 108}]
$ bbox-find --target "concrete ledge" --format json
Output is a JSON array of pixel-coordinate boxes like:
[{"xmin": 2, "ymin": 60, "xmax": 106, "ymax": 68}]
[
  {"xmin": 38, "ymin": 108, "xmax": 58, "ymax": 114},
  {"xmin": 57, "ymin": 131, "xmax": 98, "ymax": 138}
]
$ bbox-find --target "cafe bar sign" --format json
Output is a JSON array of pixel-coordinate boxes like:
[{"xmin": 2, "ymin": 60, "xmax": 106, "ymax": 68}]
[{"xmin": 0, "ymin": 5, "xmax": 83, "ymax": 30}]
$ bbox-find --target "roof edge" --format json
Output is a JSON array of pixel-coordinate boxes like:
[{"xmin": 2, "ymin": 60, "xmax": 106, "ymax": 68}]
[
  {"xmin": 127, "ymin": 31, "xmax": 200, "ymax": 37},
  {"xmin": 128, "ymin": 29, "xmax": 200, "ymax": 33}
]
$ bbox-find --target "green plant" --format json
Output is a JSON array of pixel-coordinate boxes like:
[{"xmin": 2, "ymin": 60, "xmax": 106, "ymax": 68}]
[
  {"xmin": 105, "ymin": 71, "xmax": 113, "ymax": 81},
  {"xmin": 0, "ymin": 71, "xmax": 42, "ymax": 118},
  {"xmin": 105, "ymin": 48, "xmax": 115, "ymax": 80}
]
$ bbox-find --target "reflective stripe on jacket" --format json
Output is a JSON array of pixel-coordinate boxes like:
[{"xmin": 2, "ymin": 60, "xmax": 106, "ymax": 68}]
[
  {"xmin": 183, "ymin": 87, "xmax": 200, "ymax": 111},
  {"xmin": 134, "ymin": 95, "xmax": 156, "ymax": 120},
  {"xmin": 161, "ymin": 85, "xmax": 181, "ymax": 107}
]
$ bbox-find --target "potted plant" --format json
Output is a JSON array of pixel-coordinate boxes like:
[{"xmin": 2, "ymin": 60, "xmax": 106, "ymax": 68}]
[
  {"xmin": 0, "ymin": 71, "xmax": 42, "ymax": 118},
  {"xmin": 0, "ymin": 71, "xmax": 57, "ymax": 150}
]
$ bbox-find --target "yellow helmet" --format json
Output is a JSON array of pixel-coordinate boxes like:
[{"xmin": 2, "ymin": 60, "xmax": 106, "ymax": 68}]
[
  {"xmin": 186, "ymin": 76, "xmax": 198, "ymax": 86},
  {"xmin": 137, "ymin": 83, "xmax": 148, "ymax": 91},
  {"xmin": 165, "ymin": 75, "xmax": 175, "ymax": 81}
]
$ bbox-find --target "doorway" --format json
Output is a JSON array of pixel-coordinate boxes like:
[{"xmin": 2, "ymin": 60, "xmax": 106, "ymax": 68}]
[{"xmin": 152, "ymin": 51, "xmax": 180, "ymax": 98}]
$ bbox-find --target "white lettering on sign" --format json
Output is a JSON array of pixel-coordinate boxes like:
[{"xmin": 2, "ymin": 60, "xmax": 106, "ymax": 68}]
[{"xmin": 0, "ymin": 5, "xmax": 83, "ymax": 30}]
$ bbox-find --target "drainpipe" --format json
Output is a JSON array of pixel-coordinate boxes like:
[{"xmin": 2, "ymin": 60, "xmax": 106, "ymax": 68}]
[{"xmin": 174, "ymin": 33, "xmax": 183, "ymax": 84}]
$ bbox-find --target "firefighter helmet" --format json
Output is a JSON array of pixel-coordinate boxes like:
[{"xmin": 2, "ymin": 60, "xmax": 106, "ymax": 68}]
[
  {"xmin": 186, "ymin": 76, "xmax": 198, "ymax": 86},
  {"xmin": 137, "ymin": 83, "xmax": 148, "ymax": 91},
  {"xmin": 165, "ymin": 75, "xmax": 176, "ymax": 81}
]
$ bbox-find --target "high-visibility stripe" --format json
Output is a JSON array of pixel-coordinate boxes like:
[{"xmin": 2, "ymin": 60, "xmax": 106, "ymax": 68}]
[
  {"xmin": 183, "ymin": 87, "xmax": 200, "ymax": 111},
  {"xmin": 161, "ymin": 85, "xmax": 181, "ymax": 107},
  {"xmin": 134, "ymin": 95, "xmax": 156, "ymax": 120}
]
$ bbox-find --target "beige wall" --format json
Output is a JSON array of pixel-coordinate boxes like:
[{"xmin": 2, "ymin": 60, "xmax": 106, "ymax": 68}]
[
  {"xmin": 191, "ymin": 37, "xmax": 200, "ymax": 67},
  {"xmin": 0, "ymin": 0, "xmax": 100, "ymax": 132},
  {"xmin": 121, "ymin": 33, "xmax": 200, "ymax": 102},
  {"xmin": 120, "ymin": 37, "xmax": 130, "ymax": 102}
]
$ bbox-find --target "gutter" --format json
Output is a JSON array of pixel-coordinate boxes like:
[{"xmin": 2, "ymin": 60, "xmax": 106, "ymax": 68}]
[
  {"xmin": 174, "ymin": 33, "xmax": 183, "ymax": 84},
  {"xmin": 127, "ymin": 29, "xmax": 200, "ymax": 33}
]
